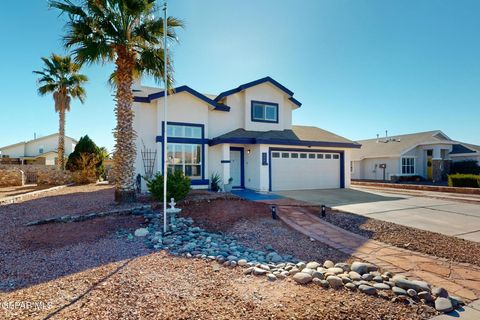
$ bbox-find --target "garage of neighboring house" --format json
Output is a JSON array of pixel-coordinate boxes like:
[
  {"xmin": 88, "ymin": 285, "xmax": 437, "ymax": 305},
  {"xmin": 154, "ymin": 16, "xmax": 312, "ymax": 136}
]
[{"xmin": 270, "ymin": 149, "xmax": 343, "ymax": 191}]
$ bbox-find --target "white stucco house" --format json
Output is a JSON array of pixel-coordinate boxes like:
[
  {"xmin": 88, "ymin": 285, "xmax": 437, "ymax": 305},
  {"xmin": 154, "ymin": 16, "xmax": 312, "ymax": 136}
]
[
  {"xmin": 133, "ymin": 76, "xmax": 360, "ymax": 192},
  {"xmin": 0, "ymin": 133, "xmax": 77, "ymax": 165},
  {"xmin": 351, "ymin": 130, "xmax": 480, "ymax": 181}
]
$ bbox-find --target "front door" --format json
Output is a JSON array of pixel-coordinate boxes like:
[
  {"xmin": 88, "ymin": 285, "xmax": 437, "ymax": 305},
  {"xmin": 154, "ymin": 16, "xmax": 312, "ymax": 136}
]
[
  {"xmin": 427, "ymin": 150, "xmax": 433, "ymax": 180},
  {"xmin": 229, "ymin": 148, "xmax": 244, "ymax": 188}
]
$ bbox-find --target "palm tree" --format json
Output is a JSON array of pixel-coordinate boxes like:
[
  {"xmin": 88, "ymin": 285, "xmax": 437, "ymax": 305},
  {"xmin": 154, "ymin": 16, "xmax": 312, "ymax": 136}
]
[
  {"xmin": 33, "ymin": 54, "xmax": 87, "ymax": 170},
  {"xmin": 50, "ymin": 0, "xmax": 183, "ymax": 203}
]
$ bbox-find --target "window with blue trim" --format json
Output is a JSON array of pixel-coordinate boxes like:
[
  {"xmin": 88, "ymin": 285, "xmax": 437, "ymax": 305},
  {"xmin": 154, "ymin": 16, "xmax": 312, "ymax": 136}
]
[
  {"xmin": 167, "ymin": 143, "xmax": 202, "ymax": 179},
  {"xmin": 251, "ymin": 101, "xmax": 278, "ymax": 123},
  {"xmin": 167, "ymin": 124, "xmax": 202, "ymax": 138}
]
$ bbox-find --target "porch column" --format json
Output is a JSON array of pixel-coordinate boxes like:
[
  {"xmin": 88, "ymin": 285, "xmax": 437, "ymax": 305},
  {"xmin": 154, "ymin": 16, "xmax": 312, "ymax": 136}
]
[{"xmin": 221, "ymin": 143, "xmax": 230, "ymax": 185}]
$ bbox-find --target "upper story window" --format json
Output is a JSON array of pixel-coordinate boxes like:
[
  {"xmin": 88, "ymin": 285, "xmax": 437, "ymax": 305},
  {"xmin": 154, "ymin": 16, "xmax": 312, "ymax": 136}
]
[
  {"xmin": 166, "ymin": 124, "xmax": 202, "ymax": 138},
  {"xmin": 401, "ymin": 157, "xmax": 415, "ymax": 174},
  {"xmin": 251, "ymin": 101, "xmax": 278, "ymax": 123}
]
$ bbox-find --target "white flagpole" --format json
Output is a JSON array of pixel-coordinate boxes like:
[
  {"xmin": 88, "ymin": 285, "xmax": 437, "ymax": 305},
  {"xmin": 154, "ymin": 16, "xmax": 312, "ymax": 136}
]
[{"xmin": 163, "ymin": 1, "xmax": 168, "ymax": 233}]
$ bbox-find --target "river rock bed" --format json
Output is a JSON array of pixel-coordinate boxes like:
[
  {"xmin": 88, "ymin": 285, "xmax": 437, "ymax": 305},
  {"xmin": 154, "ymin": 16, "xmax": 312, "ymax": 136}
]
[{"xmin": 133, "ymin": 209, "xmax": 464, "ymax": 314}]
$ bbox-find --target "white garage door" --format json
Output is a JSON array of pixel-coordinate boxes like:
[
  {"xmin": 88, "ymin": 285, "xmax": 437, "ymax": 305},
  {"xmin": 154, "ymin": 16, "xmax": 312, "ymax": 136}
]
[{"xmin": 271, "ymin": 150, "xmax": 341, "ymax": 191}]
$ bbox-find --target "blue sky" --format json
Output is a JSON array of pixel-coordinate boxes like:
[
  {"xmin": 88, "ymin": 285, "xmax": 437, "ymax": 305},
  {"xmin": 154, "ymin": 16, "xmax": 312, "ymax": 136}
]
[{"xmin": 0, "ymin": 0, "xmax": 479, "ymax": 151}]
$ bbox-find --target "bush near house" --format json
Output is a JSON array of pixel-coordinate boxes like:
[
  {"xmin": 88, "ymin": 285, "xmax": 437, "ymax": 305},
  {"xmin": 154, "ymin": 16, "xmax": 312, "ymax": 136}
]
[
  {"xmin": 66, "ymin": 135, "xmax": 105, "ymax": 178},
  {"xmin": 450, "ymin": 160, "xmax": 480, "ymax": 175},
  {"xmin": 147, "ymin": 171, "xmax": 191, "ymax": 202},
  {"xmin": 448, "ymin": 174, "xmax": 480, "ymax": 188}
]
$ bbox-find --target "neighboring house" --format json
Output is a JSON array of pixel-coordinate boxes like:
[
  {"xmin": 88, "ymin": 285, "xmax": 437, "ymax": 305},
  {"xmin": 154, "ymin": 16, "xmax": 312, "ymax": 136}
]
[
  {"xmin": 133, "ymin": 76, "xmax": 360, "ymax": 192},
  {"xmin": 0, "ymin": 133, "xmax": 77, "ymax": 165},
  {"xmin": 351, "ymin": 131, "xmax": 480, "ymax": 182}
]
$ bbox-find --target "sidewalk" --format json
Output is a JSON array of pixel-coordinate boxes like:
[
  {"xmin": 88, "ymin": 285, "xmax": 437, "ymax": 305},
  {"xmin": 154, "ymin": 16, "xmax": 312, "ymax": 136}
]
[{"xmin": 275, "ymin": 205, "xmax": 480, "ymax": 301}]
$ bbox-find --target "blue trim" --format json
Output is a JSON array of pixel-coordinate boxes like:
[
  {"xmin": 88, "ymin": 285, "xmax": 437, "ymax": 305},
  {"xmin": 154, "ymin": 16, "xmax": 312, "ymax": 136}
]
[
  {"xmin": 288, "ymin": 96, "xmax": 302, "ymax": 107},
  {"xmin": 134, "ymin": 85, "xmax": 230, "ymax": 112},
  {"xmin": 214, "ymin": 76, "xmax": 301, "ymax": 107},
  {"xmin": 210, "ymin": 137, "xmax": 361, "ymax": 149},
  {"xmin": 159, "ymin": 121, "xmax": 207, "ymax": 183},
  {"xmin": 230, "ymin": 147, "xmax": 245, "ymax": 188},
  {"xmin": 221, "ymin": 160, "xmax": 231, "ymax": 163},
  {"xmin": 251, "ymin": 100, "xmax": 279, "ymax": 123},
  {"xmin": 268, "ymin": 147, "xmax": 345, "ymax": 191},
  {"xmin": 191, "ymin": 179, "xmax": 209, "ymax": 186}
]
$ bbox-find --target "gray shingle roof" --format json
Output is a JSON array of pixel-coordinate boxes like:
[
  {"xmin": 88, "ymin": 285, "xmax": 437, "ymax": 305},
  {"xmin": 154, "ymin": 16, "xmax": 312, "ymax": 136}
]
[{"xmin": 210, "ymin": 125, "xmax": 360, "ymax": 148}]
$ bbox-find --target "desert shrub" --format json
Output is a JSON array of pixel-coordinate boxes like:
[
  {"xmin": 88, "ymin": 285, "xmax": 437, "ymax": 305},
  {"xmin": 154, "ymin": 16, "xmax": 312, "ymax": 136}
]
[
  {"xmin": 210, "ymin": 172, "xmax": 221, "ymax": 192},
  {"xmin": 66, "ymin": 135, "xmax": 105, "ymax": 178},
  {"xmin": 147, "ymin": 170, "xmax": 191, "ymax": 202},
  {"xmin": 448, "ymin": 174, "xmax": 480, "ymax": 188},
  {"xmin": 450, "ymin": 160, "xmax": 480, "ymax": 175},
  {"xmin": 71, "ymin": 153, "xmax": 100, "ymax": 184}
]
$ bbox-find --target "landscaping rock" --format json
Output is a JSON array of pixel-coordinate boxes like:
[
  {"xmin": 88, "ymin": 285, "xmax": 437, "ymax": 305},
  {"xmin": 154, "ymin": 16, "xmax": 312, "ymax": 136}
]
[
  {"xmin": 301, "ymin": 268, "xmax": 315, "ymax": 276},
  {"xmin": 134, "ymin": 228, "xmax": 149, "ymax": 237},
  {"xmin": 373, "ymin": 283, "xmax": 390, "ymax": 290},
  {"xmin": 293, "ymin": 272, "xmax": 313, "ymax": 285},
  {"xmin": 418, "ymin": 291, "xmax": 434, "ymax": 303},
  {"xmin": 392, "ymin": 287, "xmax": 407, "ymax": 296},
  {"xmin": 327, "ymin": 267, "xmax": 344, "ymax": 275},
  {"xmin": 253, "ymin": 267, "xmax": 268, "ymax": 276},
  {"xmin": 319, "ymin": 280, "xmax": 330, "ymax": 288},
  {"xmin": 326, "ymin": 276, "xmax": 343, "ymax": 289},
  {"xmin": 335, "ymin": 262, "xmax": 350, "ymax": 272},
  {"xmin": 351, "ymin": 262, "xmax": 376, "ymax": 275},
  {"xmin": 306, "ymin": 261, "xmax": 320, "ymax": 270},
  {"xmin": 348, "ymin": 271, "xmax": 362, "ymax": 281},
  {"xmin": 393, "ymin": 276, "xmax": 430, "ymax": 293},
  {"xmin": 267, "ymin": 274, "xmax": 277, "ymax": 282},
  {"xmin": 358, "ymin": 285, "xmax": 377, "ymax": 295},
  {"xmin": 435, "ymin": 297, "xmax": 454, "ymax": 313},
  {"xmin": 361, "ymin": 274, "xmax": 374, "ymax": 281},
  {"xmin": 407, "ymin": 289, "xmax": 417, "ymax": 298},
  {"xmin": 373, "ymin": 276, "xmax": 384, "ymax": 283},
  {"xmin": 345, "ymin": 282, "xmax": 356, "ymax": 291},
  {"xmin": 238, "ymin": 259, "xmax": 247, "ymax": 267},
  {"xmin": 432, "ymin": 287, "xmax": 448, "ymax": 298},
  {"xmin": 323, "ymin": 260, "xmax": 335, "ymax": 269},
  {"xmin": 449, "ymin": 296, "xmax": 464, "ymax": 307}
]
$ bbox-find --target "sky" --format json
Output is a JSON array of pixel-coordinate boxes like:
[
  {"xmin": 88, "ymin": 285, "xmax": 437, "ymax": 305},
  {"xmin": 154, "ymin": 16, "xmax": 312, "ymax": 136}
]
[{"xmin": 0, "ymin": 0, "xmax": 479, "ymax": 152}]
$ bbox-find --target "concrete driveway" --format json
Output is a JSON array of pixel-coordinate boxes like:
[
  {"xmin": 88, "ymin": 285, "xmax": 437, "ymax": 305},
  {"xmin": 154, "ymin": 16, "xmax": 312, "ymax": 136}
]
[{"xmin": 276, "ymin": 188, "xmax": 480, "ymax": 242}]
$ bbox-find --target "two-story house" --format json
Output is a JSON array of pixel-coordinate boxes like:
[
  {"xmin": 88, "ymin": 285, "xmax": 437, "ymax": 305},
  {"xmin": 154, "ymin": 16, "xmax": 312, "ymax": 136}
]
[
  {"xmin": 133, "ymin": 77, "xmax": 360, "ymax": 192},
  {"xmin": 0, "ymin": 133, "xmax": 77, "ymax": 165}
]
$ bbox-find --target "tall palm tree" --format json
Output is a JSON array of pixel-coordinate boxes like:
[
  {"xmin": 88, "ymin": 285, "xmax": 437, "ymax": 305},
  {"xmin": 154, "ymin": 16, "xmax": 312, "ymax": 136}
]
[
  {"xmin": 50, "ymin": 0, "xmax": 183, "ymax": 203},
  {"xmin": 33, "ymin": 54, "xmax": 87, "ymax": 170}
]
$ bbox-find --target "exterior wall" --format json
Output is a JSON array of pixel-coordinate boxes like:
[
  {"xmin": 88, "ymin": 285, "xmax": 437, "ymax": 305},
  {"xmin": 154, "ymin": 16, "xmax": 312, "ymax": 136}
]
[
  {"xmin": 208, "ymin": 93, "xmax": 244, "ymax": 138},
  {"xmin": 351, "ymin": 160, "xmax": 361, "ymax": 180},
  {"xmin": 356, "ymin": 157, "xmax": 400, "ymax": 180},
  {"xmin": 0, "ymin": 144, "xmax": 25, "ymax": 158}
]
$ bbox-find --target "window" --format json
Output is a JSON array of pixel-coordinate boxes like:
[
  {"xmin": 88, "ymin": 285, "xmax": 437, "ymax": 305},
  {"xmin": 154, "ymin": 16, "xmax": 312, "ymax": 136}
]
[
  {"xmin": 281, "ymin": 152, "xmax": 289, "ymax": 158},
  {"xmin": 166, "ymin": 124, "xmax": 202, "ymax": 138},
  {"xmin": 167, "ymin": 143, "xmax": 202, "ymax": 178},
  {"xmin": 333, "ymin": 154, "xmax": 339, "ymax": 159},
  {"xmin": 308, "ymin": 153, "xmax": 315, "ymax": 159},
  {"xmin": 291, "ymin": 153, "xmax": 299, "ymax": 158},
  {"xmin": 402, "ymin": 157, "xmax": 415, "ymax": 174},
  {"xmin": 251, "ymin": 101, "xmax": 278, "ymax": 123},
  {"xmin": 272, "ymin": 152, "xmax": 280, "ymax": 158},
  {"xmin": 300, "ymin": 153, "xmax": 307, "ymax": 159},
  {"xmin": 317, "ymin": 154, "xmax": 324, "ymax": 159},
  {"xmin": 325, "ymin": 154, "xmax": 332, "ymax": 159},
  {"xmin": 39, "ymin": 146, "xmax": 44, "ymax": 154},
  {"xmin": 350, "ymin": 161, "xmax": 354, "ymax": 173}
]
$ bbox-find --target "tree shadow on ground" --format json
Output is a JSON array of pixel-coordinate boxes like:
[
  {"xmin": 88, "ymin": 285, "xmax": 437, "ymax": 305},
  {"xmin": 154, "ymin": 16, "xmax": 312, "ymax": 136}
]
[{"xmin": 0, "ymin": 186, "xmax": 152, "ymax": 293}]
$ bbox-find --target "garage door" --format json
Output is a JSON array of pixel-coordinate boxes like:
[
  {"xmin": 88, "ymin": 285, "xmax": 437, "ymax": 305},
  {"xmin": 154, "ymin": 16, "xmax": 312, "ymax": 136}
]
[{"xmin": 271, "ymin": 150, "xmax": 341, "ymax": 191}]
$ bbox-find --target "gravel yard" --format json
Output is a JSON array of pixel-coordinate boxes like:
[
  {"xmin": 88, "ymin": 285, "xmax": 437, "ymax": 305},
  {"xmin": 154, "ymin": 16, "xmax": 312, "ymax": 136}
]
[
  {"xmin": 180, "ymin": 198, "xmax": 352, "ymax": 264},
  {"xmin": 323, "ymin": 209, "xmax": 480, "ymax": 267},
  {"xmin": 1, "ymin": 251, "xmax": 436, "ymax": 320},
  {"xmin": 0, "ymin": 187, "xmax": 439, "ymax": 319}
]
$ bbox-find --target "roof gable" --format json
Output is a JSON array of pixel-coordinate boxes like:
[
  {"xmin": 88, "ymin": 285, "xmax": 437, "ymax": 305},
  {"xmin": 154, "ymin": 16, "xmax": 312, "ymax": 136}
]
[
  {"xmin": 214, "ymin": 76, "xmax": 302, "ymax": 107},
  {"xmin": 134, "ymin": 85, "xmax": 230, "ymax": 111}
]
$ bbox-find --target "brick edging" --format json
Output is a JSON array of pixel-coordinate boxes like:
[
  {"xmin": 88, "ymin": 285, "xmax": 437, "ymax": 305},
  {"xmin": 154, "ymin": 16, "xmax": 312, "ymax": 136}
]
[{"xmin": 352, "ymin": 181, "xmax": 480, "ymax": 195}]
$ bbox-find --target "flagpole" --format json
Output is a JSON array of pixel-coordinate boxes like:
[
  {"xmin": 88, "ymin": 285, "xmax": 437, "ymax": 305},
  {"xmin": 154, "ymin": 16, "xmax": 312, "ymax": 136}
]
[{"xmin": 162, "ymin": 1, "xmax": 168, "ymax": 234}]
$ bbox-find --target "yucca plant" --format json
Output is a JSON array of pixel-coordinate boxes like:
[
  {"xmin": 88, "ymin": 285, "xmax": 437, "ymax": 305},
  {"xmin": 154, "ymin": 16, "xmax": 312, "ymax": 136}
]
[
  {"xmin": 33, "ymin": 54, "xmax": 87, "ymax": 170},
  {"xmin": 50, "ymin": 0, "xmax": 183, "ymax": 202}
]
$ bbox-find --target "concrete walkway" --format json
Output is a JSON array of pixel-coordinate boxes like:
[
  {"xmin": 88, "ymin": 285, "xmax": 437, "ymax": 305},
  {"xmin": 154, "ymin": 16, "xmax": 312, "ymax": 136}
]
[
  {"xmin": 273, "ymin": 204, "xmax": 480, "ymax": 301},
  {"xmin": 276, "ymin": 188, "xmax": 480, "ymax": 242}
]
